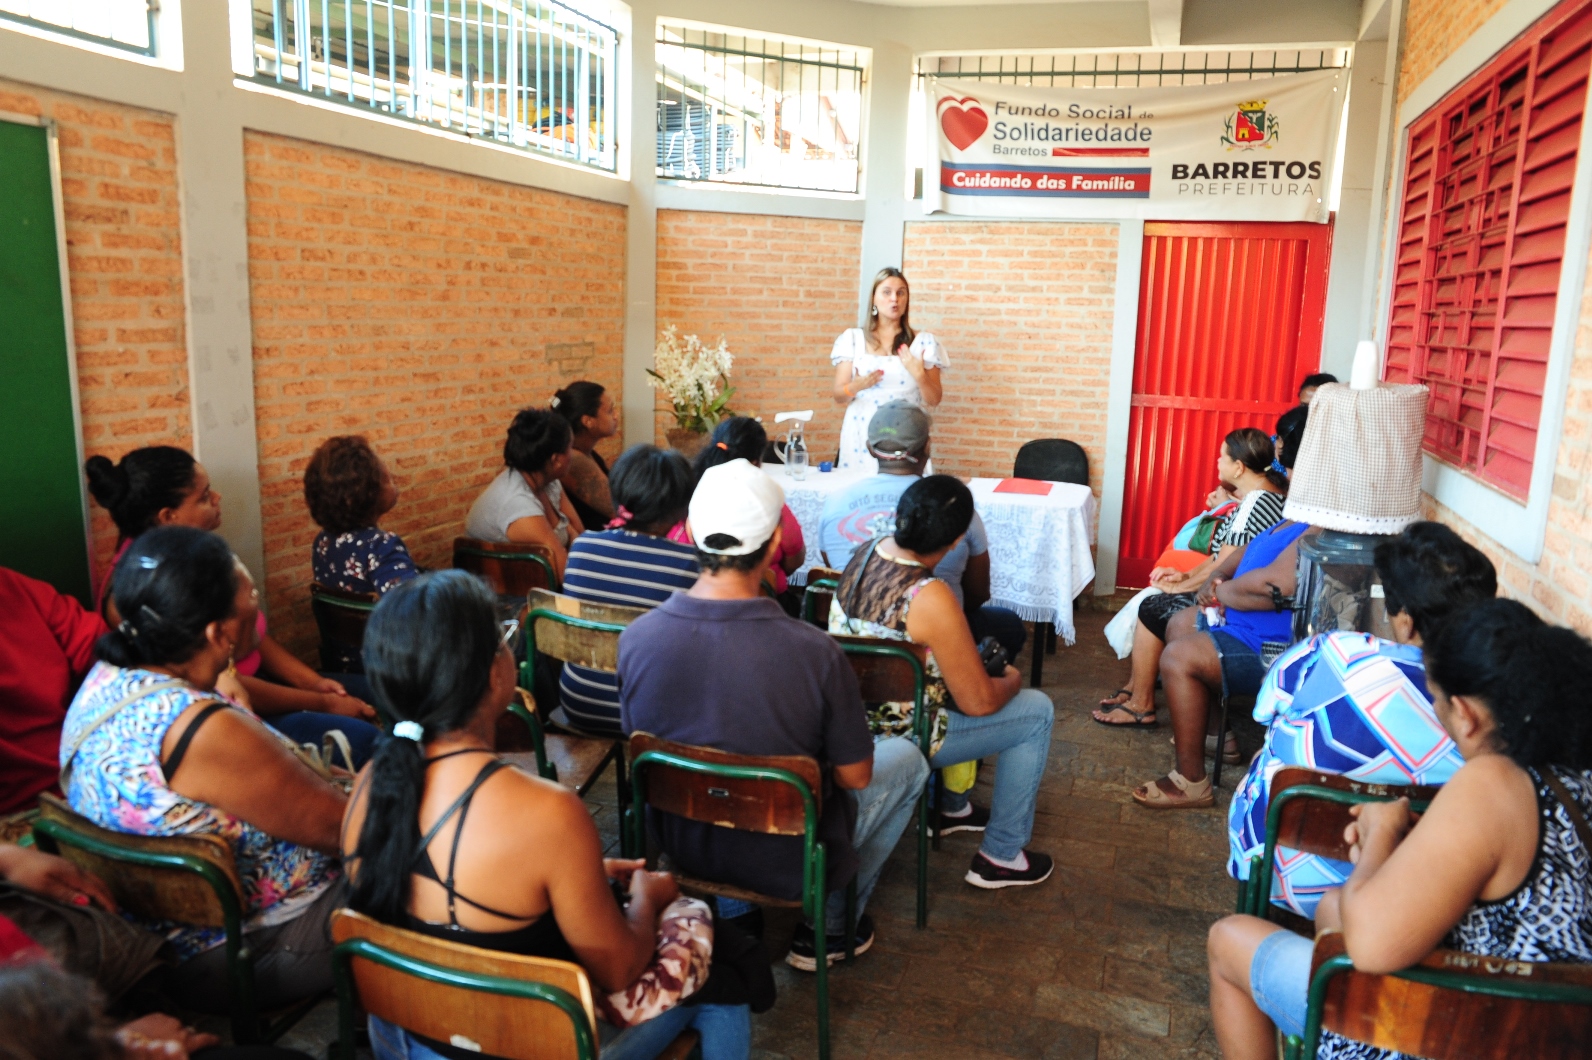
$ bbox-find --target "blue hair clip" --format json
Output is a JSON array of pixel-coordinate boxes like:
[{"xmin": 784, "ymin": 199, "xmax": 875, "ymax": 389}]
[{"xmin": 1270, "ymin": 458, "xmax": 1288, "ymax": 475}]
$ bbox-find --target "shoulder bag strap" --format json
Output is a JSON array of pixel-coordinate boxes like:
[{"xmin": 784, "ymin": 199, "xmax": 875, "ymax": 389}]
[
  {"xmin": 1542, "ymin": 769, "xmax": 1592, "ymax": 856},
  {"xmin": 59, "ymin": 677, "xmax": 188, "ymax": 788}
]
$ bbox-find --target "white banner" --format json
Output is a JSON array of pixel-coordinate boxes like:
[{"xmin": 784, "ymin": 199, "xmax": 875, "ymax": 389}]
[{"xmin": 923, "ymin": 69, "xmax": 1346, "ymax": 222}]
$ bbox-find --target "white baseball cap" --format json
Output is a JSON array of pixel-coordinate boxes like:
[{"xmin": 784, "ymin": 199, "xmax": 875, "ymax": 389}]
[{"xmin": 689, "ymin": 459, "xmax": 785, "ymax": 556}]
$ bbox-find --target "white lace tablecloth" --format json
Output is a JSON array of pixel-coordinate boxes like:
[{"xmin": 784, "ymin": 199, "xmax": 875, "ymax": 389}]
[
  {"xmin": 763, "ymin": 466, "xmax": 1098, "ymax": 644},
  {"xmin": 967, "ymin": 478, "xmax": 1098, "ymax": 645}
]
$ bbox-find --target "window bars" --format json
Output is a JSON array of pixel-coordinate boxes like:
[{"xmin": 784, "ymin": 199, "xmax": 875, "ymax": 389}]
[
  {"xmin": 0, "ymin": 0, "xmax": 156, "ymax": 56},
  {"xmin": 656, "ymin": 22, "xmax": 866, "ymax": 194},
  {"xmin": 249, "ymin": 0, "xmax": 618, "ymax": 171},
  {"xmin": 916, "ymin": 48, "xmax": 1350, "ymax": 86}
]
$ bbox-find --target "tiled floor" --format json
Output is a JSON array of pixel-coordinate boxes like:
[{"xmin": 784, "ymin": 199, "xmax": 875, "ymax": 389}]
[{"xmin": 280, "ymin": 609, "xmax": 1236, "ymax": 1059}]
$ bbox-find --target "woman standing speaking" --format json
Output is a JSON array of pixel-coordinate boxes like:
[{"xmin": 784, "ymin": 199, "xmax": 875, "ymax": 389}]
[{"xmin": 832, "ymin": 267, "xmax": 947, "ymax": 472}]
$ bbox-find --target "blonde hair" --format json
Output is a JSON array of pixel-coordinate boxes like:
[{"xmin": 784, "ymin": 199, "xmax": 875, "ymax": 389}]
[{"xmin": 867, "ymin": 267, "xmax": 915, "ymax": 354}]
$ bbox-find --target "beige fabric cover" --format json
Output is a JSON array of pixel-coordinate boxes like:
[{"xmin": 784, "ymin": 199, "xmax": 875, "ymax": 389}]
[{"xmin": 1283, "ymin": 382, "xmax": 1429, "ymax": 534}]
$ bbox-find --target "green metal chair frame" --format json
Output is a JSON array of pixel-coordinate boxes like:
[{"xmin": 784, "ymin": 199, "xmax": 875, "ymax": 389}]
[
  {"xmin": 627, "ymin": 748, "xmax": 853, "ymax": 1060},
  {"xmin": 1238, "ymin": 782, "xmax": 1433, "ymax": 919},
  {"xmin": 32, "ymin": 817, "xmax": 314, "ymax": 1045},
  {"xmin": 514, "ymin": 607, "xmax": 629, "ymax": 789},
  {"xmin": 1283, "ymin": 943, "xmax": 1592, "ymax": 1059},
  {"xmin": 452, "ymin": 539, "xmax": 561, "ymax": 593},
  {"xmin": 332, "ymin": 936, "xmax": 598, "ymax": 1060},
  {"xmin": 802, "ymin": 577, "xmax": 839, "ymax": 626},
  {"xmin": 834, "ymin": 638, "xmax": 934, "ymax": 929}
]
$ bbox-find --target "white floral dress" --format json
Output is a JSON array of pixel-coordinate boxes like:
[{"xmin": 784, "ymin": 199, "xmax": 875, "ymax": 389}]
[{"xmin": 831, "ymin": 328, "xmax": 948, "ymax": 473}]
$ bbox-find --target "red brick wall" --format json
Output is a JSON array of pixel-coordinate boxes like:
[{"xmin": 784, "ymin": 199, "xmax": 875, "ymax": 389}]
[
  {"xmin": 246, "ymin": 132, "xmax": 626, "ymax": 658},
  {"xmin": 902, "ymin": 221, "xmax": 1117, "ymax": 495},
  {"xmin": 0, "ymin": 79, "xmax": 188, "ymax": 586},
  {"xmin": 1398, "ymin": 0, "xmax": 1512, "ymax": 106},
  {"xmin": 654, "ymin": 210, "xmax": 863, "ymax": 458}
]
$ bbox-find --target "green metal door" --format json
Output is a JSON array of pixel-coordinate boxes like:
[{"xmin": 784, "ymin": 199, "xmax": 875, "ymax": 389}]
[{"xmin": 0, "ymin": 117, "xmax": 92, "ymax": 603}]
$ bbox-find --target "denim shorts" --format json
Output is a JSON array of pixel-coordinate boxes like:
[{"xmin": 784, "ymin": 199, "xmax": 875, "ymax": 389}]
[
  {"xmin": 1196, "ymin": 612, "xmax": 1270, "ymax": 698},
  {"xmin": 1249, "ymin": 928, "xmax": 1312, "ymax": 1038}
]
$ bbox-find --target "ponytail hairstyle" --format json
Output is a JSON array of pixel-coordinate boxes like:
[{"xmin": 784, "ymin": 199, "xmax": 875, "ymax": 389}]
[
  {"xmin": 866, "ymin": 267, "xmax": 915, "ymax": 355},
  {"xmin": 1425, "ymin": 598, "xmax": 1592, "ymax": 771},
  {"xmin": 692, "ymin": 416, "xmax": 767, "ymax": 484},
  {"xmin": 97, "ymin": 526, "xmax": 239, "ymax": 669},
  {"xmin": 84, "ymin": 447, "xmax": 198, "ymax": 542},
  {"xmin": 550, "ymin": 381, "xmax": 607, "ymax": 435},
  {"xmin": 351, "ymin": 570, "xmax": 501, "ymax": 923},
  {"xmin": 608, "ymin": 445, "xmax": 693, "ymax": 533},
  {"xmin": 894, "ymin": 474, "xmax": 974, "ymax": 554},
  {"xmin": 1224, "ymin": 427, "xmax": 1289, "ymax": 492}
]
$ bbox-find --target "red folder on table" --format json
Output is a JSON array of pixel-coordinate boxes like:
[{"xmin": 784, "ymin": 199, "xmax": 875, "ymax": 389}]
[{"xmin": 993, "ymin": 478, "xmax": 1053, "ymax": 496}]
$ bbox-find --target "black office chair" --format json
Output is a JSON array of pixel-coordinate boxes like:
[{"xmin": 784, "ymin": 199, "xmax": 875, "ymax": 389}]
[{"xmin": 1013, "ymin": 439, "xmax": 1089, "ymax": 486}]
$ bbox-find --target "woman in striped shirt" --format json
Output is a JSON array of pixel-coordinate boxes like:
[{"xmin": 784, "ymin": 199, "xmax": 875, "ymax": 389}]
[{"xmin": 558, "ymin": 446, "xmax": 700, "ymax": 737}]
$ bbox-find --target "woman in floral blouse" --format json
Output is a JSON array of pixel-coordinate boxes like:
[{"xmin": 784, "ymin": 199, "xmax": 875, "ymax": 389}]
[{"xmin": 304, "ymin": 436, "xmax": 418, "ymax": 673}]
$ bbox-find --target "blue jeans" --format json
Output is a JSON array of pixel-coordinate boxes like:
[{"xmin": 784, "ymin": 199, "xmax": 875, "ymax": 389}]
[
  {"xmin": 929, "ymin": 689, "xmax": 1054, "ymax": 862},
  {"xmin": 1249, "ymin": 928, "xmax": 1312, "ymax": 1037},
  {"xmin": 369, "ymin": 1001, "xmax": 751, "ymax": 1060},
  {"xmin": 822, "ymin": 735, "xmax": 928, "ymax": 933},
  {"xmin": 265, "ymin": 711, "xmax": 378, "ymax": 769}
]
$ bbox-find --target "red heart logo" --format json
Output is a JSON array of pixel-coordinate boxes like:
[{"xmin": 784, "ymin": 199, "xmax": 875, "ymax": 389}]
[{"xmin": 938, "ymin": 96, "xmax": 988, "ymax": 151}]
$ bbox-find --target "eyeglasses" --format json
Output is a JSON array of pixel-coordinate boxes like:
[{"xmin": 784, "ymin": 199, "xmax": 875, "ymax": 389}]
[{"xmin": 499, "ymin": 618, "xmax": 522, "ymax": 655}]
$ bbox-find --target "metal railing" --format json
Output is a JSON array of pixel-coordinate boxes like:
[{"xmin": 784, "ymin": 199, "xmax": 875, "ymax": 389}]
[
  {"xmin": 657, "ymin": 21, "xmax": 866, "ymax": 194},
  {"xmin": 916, "ymin": 48, "xmax": 1350, "ymax": 87},
  {"xmin": 249, "ymin": 0, "xmax": 618, "ymax": 171},
  {"xmin": 0, "ymin": 0, "xmax": 156, "ymax": 56}
]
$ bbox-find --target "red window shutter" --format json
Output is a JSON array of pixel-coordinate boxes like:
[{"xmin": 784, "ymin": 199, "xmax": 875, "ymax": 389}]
[{"xmin": 1384, "ymin": 0, "xmax": 1592, "ymax": 499}]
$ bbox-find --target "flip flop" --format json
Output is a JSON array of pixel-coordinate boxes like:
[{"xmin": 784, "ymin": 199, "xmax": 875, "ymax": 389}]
[
  {"xmin": 1092, "ymin": 698, "xmax": 1158, "ymax": 728},
  {"xmin": 1132, "ymin": 770, "xmax": 1214, "ymax": 809}
]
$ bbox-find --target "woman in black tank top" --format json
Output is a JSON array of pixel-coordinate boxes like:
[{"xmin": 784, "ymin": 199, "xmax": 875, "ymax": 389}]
[
  {"xmin": 341, "ymin": 571, "xmax": 752, "ymax": 1060},
  {"xmin": 552, "ymin": 381, "xmax": 619, "ymax": 532}
]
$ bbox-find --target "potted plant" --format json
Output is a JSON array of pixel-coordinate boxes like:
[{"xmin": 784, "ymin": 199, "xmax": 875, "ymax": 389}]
[{"xmin": 648, "ymin": 325, "xmax": 734, "ymax": 459}]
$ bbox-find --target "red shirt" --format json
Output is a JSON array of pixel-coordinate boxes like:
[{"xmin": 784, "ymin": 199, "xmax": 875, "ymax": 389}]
[{"xmin": 0, "ymin": 567, "xmax": 106, "ymax": 814}]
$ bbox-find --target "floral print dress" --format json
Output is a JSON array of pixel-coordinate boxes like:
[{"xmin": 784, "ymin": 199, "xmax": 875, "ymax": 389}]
[
  {"xmin": 311, "ymin": 526, "xmax": 419, "ymax": 670},
  {"xmin": 61, "ymin": 663, "xmax": 340, "ymax": 958}
]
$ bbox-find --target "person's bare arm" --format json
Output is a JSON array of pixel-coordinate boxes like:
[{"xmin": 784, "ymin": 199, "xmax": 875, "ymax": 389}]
[
  {"xmin": 914, "ymin": 364, "xmax": 943, "ymax": 406},
  {"xmin": 834, "ymin": 757, "xmax": 873, "ymax": 791},
  {"xmin": 833, "ymin": 361, "xmax": 882, "ymax": 404},
  {"xmin": 558, "ymin": 484, "xmax": 586, "ymax": 539},
  {"xmin": 505, "ymin": 514, "xmax": 570, "ymax": 577},
  {"xmin": 162, "ymin": 704, "xmax": 347, "ymax": 854},
  {"xmin": 540, "ymin": 784, "xmax": 673, "ymax": 992},
  {"xmin": 250, "ymin": 635, "xmax": 375, "ymax": 718},
  {"xmin": 0, "ymin": 844, "xmax": 118, "ymax": 911},
  {"xmin": 905, "ymin": 579, "xmax": 1021, "ymax": 717},
  {"xmin": 1337, "ymin": 757, "xmax": 1536, "ymax": 972},
  {"xmin": 560, "ymin": 451, "xmax": 613, "ymax": 522},
  {"xmin": 962, "ymin": 552, "xmax": 991, "ymax": 613},
  {"xmin": 1214, "ymin": 538, "xmax": 1300, "ymax": 613}
]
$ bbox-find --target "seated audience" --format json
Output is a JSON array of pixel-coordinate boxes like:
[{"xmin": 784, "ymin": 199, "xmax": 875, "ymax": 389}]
[
  {"xmin": 1132, "ymin": 516, "xmax": 1312, "ymax": 809},
  {"xmin": 1095, "ymin": 427, "xmax": 1287, "ymax": 728},
  {"xmin": 558, "ymin": 445, "xmax": 699, "ymax": 738},
  {"xmin": 1297, "ymin": 372, "xmax": 1338, "ymax": 405},
  {"xmin": 552, "ymin": 380, "xmax": 621, "ymax": 533},
  {"xmin": 0, "ymin": 565, "xmax": 105, "ymax": 817},
  {"xmin": 465, "ymin": 408, "xmax": 584, "ymax": 576},
  {"xmin": 1208, "ymin": 599, "xmax": 1592, "ymax": 1059},
  {"xmin": 64, "ymin": 526, "xmax": 347, "ymax": 1013},
  {"xmin": 621, "ymin": 460, "xmax": 928, "ymax": 968},
  {"xmin": 819, "ymin": 402, "xmax": 1025, "ymax": 664},
  {"xmin": 304, "ymin": 435, "xmax": 419, "ymax": 673},
  {"xmin": 669, "ymin": 417, "xmax": 805, "ymax": 597},
  {"xmin": 343, "ymin": 571, "xmax": 753, "ymax": 1059},
  {"xmin": 1228, "ymin": 522, "xmax": 1497, "ymax": 916},
  {"xmin": 831, "ymin": 474, "xmax": 1056, "ymax": 887},
  {"xmin": 86, "ymin": 447, "xmax": 379, "ymax": 766}
]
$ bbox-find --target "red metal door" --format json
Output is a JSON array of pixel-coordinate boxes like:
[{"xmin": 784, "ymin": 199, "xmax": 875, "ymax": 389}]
[{"xmin": 1117, "ymin": 221, "xmax": 1332, "ymax": 588}]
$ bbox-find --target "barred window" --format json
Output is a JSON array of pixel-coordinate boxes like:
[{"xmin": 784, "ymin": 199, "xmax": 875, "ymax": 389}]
[
  {"xmin": 0, "ymin": 0, "xmax": 155, "ymax": 56},
  {"xmin": 247, "ymin": 0, "xmax": 619, "ymax": 172},
  {"xmin": 656, "ymin": 21, "xmax": 865, "ymax": 194}
]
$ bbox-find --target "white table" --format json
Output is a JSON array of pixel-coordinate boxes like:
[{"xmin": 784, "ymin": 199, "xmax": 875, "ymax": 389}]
[{"xmin": 761, "ymin": 465, "xmax": 1098, "ymax": 645}]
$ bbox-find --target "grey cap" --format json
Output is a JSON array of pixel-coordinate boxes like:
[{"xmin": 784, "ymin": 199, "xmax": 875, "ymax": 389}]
[{"xmin": 866, "ymin": 401, "xmax": 931, "ymax": 457}]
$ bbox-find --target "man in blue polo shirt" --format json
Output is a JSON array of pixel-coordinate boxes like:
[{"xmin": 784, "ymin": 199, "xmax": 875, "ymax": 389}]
[{"xmin": 818, "ymin": 402, "xmax": 1026, "ymax": 663}]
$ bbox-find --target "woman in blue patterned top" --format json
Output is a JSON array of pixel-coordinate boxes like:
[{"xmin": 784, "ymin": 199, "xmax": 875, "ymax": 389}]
[
  {"xmin": 1227, "ymin": 522, "xmax": 1496, "ymax": 918},
  {"xmin": 557, "ymin": 445, "xmax": 699, "ymax": 738},
  {"xmin": 1208, "ymin": 599, "xmax": 1592, "ymax": 1059},
  {"xmin": 304, "ymin": 436, "xmax": 419, "ymax": 673},
  {"xmin": 63, "ymin": 526, "xmax": 347, "ymax": 1014}
]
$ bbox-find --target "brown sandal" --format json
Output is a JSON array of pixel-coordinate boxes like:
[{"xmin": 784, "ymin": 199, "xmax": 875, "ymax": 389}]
[{"xmin": 1131, "ymin": 770, "xmax": 1214, "ymax": 809}]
